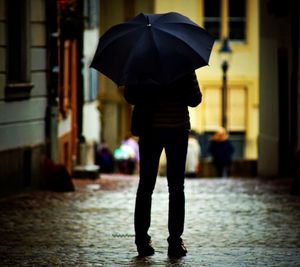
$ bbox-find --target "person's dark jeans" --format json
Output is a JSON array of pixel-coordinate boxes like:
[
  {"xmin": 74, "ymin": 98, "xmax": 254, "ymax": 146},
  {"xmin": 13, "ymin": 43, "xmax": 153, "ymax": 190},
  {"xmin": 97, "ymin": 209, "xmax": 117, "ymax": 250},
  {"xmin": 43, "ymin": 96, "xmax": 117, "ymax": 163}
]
[
  {"xmin": 134, "ymin": 129, "xmax": 188, "ymax": 245},
  {"xmin": 214, "ymin": 162, "xmax": 230, "ymax": 177}
]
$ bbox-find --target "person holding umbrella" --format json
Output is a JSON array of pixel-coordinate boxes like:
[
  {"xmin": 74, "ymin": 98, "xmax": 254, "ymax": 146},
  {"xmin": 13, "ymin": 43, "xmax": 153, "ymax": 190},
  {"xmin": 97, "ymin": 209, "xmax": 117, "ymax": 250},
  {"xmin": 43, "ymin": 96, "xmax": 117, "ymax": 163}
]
[
  {"xmin": 91, "ymin": 12, "xmax": 214, "ymax": 257},
  {"xmin": 124, "ymin": 71, "xmax": 202, "ymax": 257}
]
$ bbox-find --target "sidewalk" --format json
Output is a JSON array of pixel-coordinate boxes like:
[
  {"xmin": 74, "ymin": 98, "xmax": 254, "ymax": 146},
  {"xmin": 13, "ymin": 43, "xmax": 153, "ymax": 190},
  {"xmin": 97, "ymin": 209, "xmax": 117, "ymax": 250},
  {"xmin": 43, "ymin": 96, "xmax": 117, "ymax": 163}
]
[{"xmin": 0, "ymin": 174, "xmax": 299, "ymax": 266}]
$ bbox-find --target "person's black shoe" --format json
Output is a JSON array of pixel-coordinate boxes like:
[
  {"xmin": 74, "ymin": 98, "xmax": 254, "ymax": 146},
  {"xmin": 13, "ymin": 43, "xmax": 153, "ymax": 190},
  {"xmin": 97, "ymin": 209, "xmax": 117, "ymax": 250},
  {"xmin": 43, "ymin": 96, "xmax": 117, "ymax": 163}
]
[
  {"xmin": 168, "ymin": 241, "xmax": 187, "ymax": 257},
  {"xmin": 137, "ymin": 240, "xmax": 155, "ymax": 257}
]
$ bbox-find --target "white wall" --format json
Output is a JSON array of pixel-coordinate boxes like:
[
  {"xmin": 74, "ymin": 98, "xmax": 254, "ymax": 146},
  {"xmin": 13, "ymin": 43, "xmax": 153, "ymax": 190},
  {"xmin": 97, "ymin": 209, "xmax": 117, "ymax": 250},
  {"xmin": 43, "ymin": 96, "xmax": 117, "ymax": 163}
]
[
  {"xmin": 83, "ymin": 28, "xmax": 101, "ymax": 144},
  {"xmin": 81, "ymin": 25, "xmax": 101, "ymax": 165},
  {"xmin": 83, "ymin": 102, "xmax": 100, "ymax": 143}
]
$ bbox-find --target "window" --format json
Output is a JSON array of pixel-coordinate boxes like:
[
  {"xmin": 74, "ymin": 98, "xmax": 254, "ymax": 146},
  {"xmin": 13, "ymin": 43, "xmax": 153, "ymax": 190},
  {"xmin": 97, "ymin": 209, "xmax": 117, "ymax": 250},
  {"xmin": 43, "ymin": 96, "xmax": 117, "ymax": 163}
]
[
  {"xmin": 204, "ymin": 0, "xmax": 221, "ymax": 40},
  {"xmin": 88, "ymin": 68, "xmax": 99, "ymax": 101},
  {"xmin": 203, "ymin": 86, "xmax": 222, "ymax": 129},
  {"xmin": 203, "ymin": 85, "xmax": 247, "ymax": 131},
  {"xmin": 229, "ymin": 0, "xmax": 246, "ymax": 41},
  {"xmin": 204, "ymin": 0, "xmax": 247, "ymax": 42},
  {"xmin": 228, "ymin": 86, "xmax": 246, "ymax": 130},
  {"xmin": 84, "ymin": 66, "xmax": 99, "ymax": 102},
  {"xmin": 84, "ymin": 0, "xmax": 99, "ymax": 29},
  {"xmin": 5, "ymin": 0, "xmax": 33, "ymax": 101}
]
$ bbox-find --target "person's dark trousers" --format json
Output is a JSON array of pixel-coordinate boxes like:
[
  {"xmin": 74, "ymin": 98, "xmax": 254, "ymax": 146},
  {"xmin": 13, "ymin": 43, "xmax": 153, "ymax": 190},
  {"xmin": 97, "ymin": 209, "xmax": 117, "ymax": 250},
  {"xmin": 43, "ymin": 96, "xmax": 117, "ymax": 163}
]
[
  {"xmin": 215, "ymin": 163, "xmax": 224, "ymax": 177},
  {"xmin": 134, "ymin": 129, "xmax": 189, "ymax": 245},
  {"xmin": 215, "ymin": 163, "xmax": 229, "ymax": 177}
]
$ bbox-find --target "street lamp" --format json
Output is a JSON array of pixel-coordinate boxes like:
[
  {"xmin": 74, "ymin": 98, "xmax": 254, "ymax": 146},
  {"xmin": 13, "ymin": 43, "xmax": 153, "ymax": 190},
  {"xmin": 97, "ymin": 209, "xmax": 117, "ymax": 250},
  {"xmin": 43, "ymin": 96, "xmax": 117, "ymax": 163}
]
[{"xmin": 219, "ymin": 38, "xmax": 232, "ymax": 130}]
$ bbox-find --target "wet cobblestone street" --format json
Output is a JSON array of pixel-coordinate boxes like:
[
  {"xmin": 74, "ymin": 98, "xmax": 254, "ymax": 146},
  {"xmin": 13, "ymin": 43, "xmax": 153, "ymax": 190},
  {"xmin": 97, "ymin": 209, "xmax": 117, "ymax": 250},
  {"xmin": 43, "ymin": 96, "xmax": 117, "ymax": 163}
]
[{"xmin": 0, "ymin": 174, "xmax": 300, "ymax": 266}]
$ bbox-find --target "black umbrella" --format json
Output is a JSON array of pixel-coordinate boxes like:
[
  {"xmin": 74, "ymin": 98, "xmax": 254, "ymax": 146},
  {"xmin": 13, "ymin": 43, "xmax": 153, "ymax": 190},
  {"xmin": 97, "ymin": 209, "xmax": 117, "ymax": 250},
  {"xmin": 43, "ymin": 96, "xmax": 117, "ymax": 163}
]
[{"xmin": 90, "ymin": 12, "xmax": 215, "ymax": 86}]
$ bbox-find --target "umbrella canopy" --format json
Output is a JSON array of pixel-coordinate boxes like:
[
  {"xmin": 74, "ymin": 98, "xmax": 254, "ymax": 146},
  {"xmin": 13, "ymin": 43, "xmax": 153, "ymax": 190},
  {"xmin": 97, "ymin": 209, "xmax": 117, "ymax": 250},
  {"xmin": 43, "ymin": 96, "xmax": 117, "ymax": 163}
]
[{"xmin": 90, "ymin": 12, "xmax": 215, "ymax": 86}]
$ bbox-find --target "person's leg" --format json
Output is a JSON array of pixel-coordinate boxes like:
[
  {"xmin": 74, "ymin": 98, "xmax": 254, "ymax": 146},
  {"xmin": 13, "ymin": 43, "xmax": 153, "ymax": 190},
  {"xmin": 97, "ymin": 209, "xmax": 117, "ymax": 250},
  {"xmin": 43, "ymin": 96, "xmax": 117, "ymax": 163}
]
[
  {"xmin": 223, "ymin": 166, "xmax": 228, "ymax": 177},
  {"xmin": 135, "ymin": 133, "xmax": 163, "ymax": 254},
  {"xmin": 215, "ymin": 163, "xmax": 224, "ymax": 177},
  {"xmin": 164, "ymin": 130, "xmax": 188, "ymax": 255},
  {"xmin": 127, "ymin": 159, "xmax": 135, "ymax": 174}
]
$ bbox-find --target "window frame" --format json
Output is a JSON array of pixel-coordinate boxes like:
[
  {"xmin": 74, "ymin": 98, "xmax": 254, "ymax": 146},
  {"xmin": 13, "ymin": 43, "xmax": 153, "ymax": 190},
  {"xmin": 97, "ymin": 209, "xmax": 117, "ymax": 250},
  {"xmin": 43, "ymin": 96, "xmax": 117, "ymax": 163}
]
[
  {"xmin": 203, "ymin": 0, "xmax": 248, "ymax": 44},
  {"xmin": 202, "ymin": 84, "xmax": 247, "ymax": 132},
  {"xmin": 84, "ymin": 0, "xmax": 99, "ymax": 30},
  {"xmin": 5, "ymin": 0, "xmax": 33, "ymax": 101},
  {"xmin": 228, "ymin": 0, "xmax": 247, "ymax": 41},
  {"xmin": 203, "ymin": 0, "xmax": 222, "ymax": 40}
]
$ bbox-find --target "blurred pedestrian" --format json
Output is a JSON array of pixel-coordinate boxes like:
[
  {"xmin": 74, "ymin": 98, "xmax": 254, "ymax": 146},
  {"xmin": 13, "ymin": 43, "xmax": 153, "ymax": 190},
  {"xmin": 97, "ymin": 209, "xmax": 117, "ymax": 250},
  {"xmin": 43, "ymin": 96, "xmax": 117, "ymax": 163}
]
[
  {"xmin": 185, "ymin": 131, "xmax": 201, "ymax": 178},
  {"xmin": 209, "ymin": 127, "xmax": 234, "ymax": 177},
  {"xmin": 121, "ymin": 134, "xmax": 139, "ymax": 174},
  {"xmin": 124, "ymin": 71, "xmax": 202, "ymax": 257},
  {"xmin": 113, "ymin": 142, "xmax": 135, "ymax": 174},
  {"xmin": 96, "ymin": 141, "xmax": 114, "ymax": 173}
]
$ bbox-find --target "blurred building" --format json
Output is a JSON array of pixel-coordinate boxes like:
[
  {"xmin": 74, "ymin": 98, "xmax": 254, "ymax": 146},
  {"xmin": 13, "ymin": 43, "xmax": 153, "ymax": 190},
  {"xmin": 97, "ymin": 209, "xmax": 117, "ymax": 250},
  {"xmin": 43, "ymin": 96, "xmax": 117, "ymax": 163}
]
[
  {"xmin": 0, "ymin": 0, "xmax": 101, "ymax": 194},
  {"xmin": 97, "ymin": 0, "xmax": 154, "ymax": 154},
  {"xmin": 98, "ymin": 0, "xmax": 299, "ymax": 178},
  {"xmin": 0, "ymin": 0, "xmax": 298, "ymax": 195},
  {"xmin": 259, "ymin": 0, "xmax": 299, "ymax": 177},
  {"xmin": 81, "ymin": 0, "xmax": 101, "ymax": 166},
  {"xmin": 0, "ymin": 0, "xmax": 51, "ymax": 193},
  {"xmin": 98, "ymin": 0, "xmax": 258, "ymax": 173}
]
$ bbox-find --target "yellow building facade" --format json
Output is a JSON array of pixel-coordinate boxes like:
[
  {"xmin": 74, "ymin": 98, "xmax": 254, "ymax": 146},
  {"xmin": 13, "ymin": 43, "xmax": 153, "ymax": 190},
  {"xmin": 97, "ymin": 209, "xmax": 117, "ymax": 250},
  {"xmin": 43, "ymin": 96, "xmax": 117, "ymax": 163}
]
[
  {"xmin": 154, "ymin": 0, "xmax": 259, "ymax": 159},
  {"xmin": 99, "ymin": 0, "xmax": 259, "ymax": 161}
]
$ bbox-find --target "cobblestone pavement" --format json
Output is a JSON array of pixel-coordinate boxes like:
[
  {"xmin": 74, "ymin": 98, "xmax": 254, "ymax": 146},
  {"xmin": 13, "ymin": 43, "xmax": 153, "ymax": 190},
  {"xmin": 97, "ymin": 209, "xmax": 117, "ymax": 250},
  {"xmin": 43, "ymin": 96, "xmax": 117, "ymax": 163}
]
[{"xmin": 0, "ymin": 174, "xmax": 300, "ymax": 266}]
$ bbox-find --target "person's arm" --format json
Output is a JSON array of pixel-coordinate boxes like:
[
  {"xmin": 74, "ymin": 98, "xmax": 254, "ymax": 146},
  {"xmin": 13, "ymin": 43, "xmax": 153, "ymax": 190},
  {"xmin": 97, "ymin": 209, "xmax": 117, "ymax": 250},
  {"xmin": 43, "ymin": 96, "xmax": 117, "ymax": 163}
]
[
  {"xmin": 123, "ymin": 85, "xmax": 141, "ymax": 105},
  {"xmin": 184, "ymin": 72, "xmax": 202, "ymax": 107}
]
